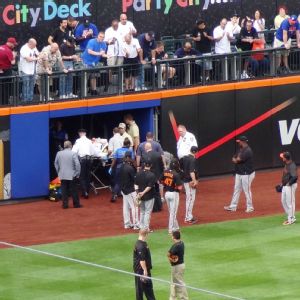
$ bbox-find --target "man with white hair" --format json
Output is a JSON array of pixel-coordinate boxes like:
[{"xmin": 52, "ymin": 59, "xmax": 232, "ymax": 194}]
[
  {"xmin": 177, "ymin": 125, "xmax": 198, "ymax": 160},
  {"xmin": 19, "ymin": 38, "xmax": 39, "ymax": 102}
]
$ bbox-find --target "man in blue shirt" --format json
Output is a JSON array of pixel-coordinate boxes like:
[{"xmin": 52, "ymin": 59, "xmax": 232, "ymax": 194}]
[
  {"xmin": 274, "ymin": 15, "xmax": 300, "ymax": 73},
  {"xmin": 82, "ymin": 32, "xmax": 107, "ymax": 95},
  {"xmin": 110, "ymin": 138, "xmax": 134, "ymax": 202},
  {"xmin": 75, "ymin": 19, "xmax": 98, "ymax": 51}
]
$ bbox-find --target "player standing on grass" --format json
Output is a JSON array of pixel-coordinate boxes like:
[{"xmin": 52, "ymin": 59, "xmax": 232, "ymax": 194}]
[
  {"xmin": 161, "ymin": 159, "xmax": 183, "ymax": 233},
  {"xmin": 167, "ymin": 231, "xmax": 188, "ymax": 300},
  {"xmin": 224, "ymin": 136, "xmax": 255, "ymax": 213},
  {"xmin": 279, "ymin": 152, "xmax": 298, "ymax": 225},
  {"xmin": 133, "ymin": 229, "xmax": 156, "ymax": 300},
  {"xmin": 181, "ymin": 146, "xmax": 198, "ymax": 224}
]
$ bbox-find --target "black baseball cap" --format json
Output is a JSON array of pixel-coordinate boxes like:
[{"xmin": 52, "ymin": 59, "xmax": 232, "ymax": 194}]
[
  {"xmin": 78, "ymin": 128, "xmax": 87, "ymax": 133},
  {"xmin": 280, "ymin": 151, "xmax": 291, "ymax": 160},
  {"xmin": 147, "ymin": 31, "xmax": 155, "ymax": 38},
  {"xmin": 236, "ymin": 136, "xmax": 248, "ymax": 142},
  {"xmin": 190, "ymin": 146, "xmax": 198, "ymax": 153},
  {"xmin": 144, "ymin": 157, "xmax": 152, "ymax": 167}
]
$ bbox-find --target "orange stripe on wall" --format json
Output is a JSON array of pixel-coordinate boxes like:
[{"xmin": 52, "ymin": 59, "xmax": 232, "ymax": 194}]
[{"xmin": 1, "ymin": 75, "xmax": 300, "ymax": 116}]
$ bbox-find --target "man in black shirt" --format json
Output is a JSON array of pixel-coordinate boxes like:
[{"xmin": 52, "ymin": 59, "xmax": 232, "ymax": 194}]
[
  {"xmin": 120, "ymin": 151, "xmax": 139, "ymax": 229},
  {"xmin": 192, "ymin": 20, "xmax": 213, "ymax": 81},
  {"xmin": 142, "ymin": 142, "xmax": 164, "ymax": 212},
  {"xmin": 167, "ymin": 231, "xmax": 188, "ymax": 300},
  {"xmin": 224, "ymin": 136, "xmax": 255, "ymax": 213},
  {"xmin": 48, "ymin": 19, "xmax": 69, "ymax": 46},
  {"xmin": 181, "ymin": 146, "xmax": 198, "ymax": 224},
  {"xmin": 135, "ymin": 158, "xmax": 156, "ymax": 231},
  {"xmin": 240, "ymin": 20, "xmax": 259, "ymax": 79},
  {"xmin": 161, "ymin": 159, "xmax": 183, "ymax": 233},
  {"xmin": 279, "ymin": 152, "xmax": 298, "ymax": 225},
  {"xmin": 133, "ymin": 230, "xmax": 156, "ymax": 300}
]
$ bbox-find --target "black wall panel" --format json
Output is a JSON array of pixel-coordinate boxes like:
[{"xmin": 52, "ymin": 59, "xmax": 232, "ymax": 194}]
[{"xmin": 161, "ymin": 83, "xmax": 300, "ymax": 177}]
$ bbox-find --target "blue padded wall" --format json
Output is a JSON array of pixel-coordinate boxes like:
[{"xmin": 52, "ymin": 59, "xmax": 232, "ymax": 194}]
[{"xmin": 11, "ymin": 112, "xmax": 50, "ymax": 198}]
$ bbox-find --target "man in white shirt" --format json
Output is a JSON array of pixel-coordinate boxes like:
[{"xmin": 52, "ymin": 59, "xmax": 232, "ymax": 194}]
[
  {"xmin": 116, "ymin": 122, "xmax": 133, "ymax": 147},
  {"xmin": 72, "ymin": 129, "xmax": 95, "ymax": 198},
  {"xmin": 177, "ymin": 125, "xmax": 198, "ymax": 159},
  {"xmin": 105, "ymin": 19, "xmax": 124, "ymax": 66},
  {"xmin": 19, "ymin": 38, "xmax": 39, "ymax": 102},
  {"xmin": 225, "ymin": 13, "xmax": 241, "ymax": 37},
  {"xmin": 108, "ymin": 127, "xmax": 122, "ymax": 156},
  {"xmin": 121, "ymin": 34, "xmax": 143, "ymax": 91},
  {"xmin": 118, "ymin": 14, "xmax": 137, "ymax": 39},
  {"xmin": 213, "ymin": 18, "xmax": 233, "ymax": 54}
]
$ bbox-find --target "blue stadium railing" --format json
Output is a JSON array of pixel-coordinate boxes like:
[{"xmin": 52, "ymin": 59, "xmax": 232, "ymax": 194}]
[{"xmin": 1, "ymin": 46, "xmax": 300, "ymax": 106}]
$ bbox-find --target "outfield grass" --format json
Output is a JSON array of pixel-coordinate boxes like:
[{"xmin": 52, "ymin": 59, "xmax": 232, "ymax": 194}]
[{"xmin": 1, "ymin": 214, "xmax": 300, "ymax": 300}]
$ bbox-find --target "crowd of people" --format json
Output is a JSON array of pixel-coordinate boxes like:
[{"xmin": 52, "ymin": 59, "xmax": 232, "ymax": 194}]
[{"xmin": 1, "ymin": 7, "xmax": 300, "ymax": 104}]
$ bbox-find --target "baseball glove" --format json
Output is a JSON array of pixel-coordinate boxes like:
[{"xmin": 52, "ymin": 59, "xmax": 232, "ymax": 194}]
[
  {"xmin": 169, "ymin": 255, "xmax": 179, "ymax": 263},
  {"xmin": 134, "ymin": 194, "xmax": 142, "ymax": 207},
  {"xmin": 275, "ymin": 184, "xmax": 283, "ymax": 193}
]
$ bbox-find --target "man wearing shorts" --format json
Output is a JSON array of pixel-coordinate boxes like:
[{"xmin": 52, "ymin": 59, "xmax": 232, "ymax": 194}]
[{"xmin": 274, "ymin": 15, "xmax": 299, "ymax": 74}]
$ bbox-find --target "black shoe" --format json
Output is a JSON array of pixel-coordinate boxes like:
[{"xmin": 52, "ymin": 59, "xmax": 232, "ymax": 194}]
[
  {"xmin": 74, "ymin": 204, "xmax": 83, "ymax": 208},
  {"xmin": 83, "ymin": 192, "xmax": 89, "ymax": 199},
  {"xmin": 111, "ymin": 195, "xmax": 117, "ymax": 203},
  {"xmin": 91, "ymin": 90, "xmax": 97, "ymax": 96},
  {"xmin": 62, "ymin": 206, "xmax": 68, "ymax": 209}
]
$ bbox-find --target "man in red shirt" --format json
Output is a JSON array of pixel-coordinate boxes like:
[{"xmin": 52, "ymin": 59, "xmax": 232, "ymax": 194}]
[{"xmin": 0, "ymin": 37, "xmax": 18, "ymax": 105}]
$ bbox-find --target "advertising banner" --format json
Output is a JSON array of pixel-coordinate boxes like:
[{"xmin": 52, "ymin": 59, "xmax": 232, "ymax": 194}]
[{"xmin": 161, "ymin": 83, "xmax": 300, "ymax": 176}]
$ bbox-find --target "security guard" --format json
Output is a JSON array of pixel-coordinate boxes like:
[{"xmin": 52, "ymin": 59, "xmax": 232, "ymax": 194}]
[
  {"xmin": 177, "ymin": 125, "xmax": 198, "ymax": 160},
  {"xmin": 72, "ymin": 129, "xmax": 95, "ymax": 199}
]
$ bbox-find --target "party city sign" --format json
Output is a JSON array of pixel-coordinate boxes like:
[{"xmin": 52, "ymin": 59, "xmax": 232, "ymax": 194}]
[
  {"xmin": 122, "ymin": 0, "xmax": 236, "ymax": 14},
  {"xmin": 1, "ymin": 0, "xmax": 91, "ymax": 27}
]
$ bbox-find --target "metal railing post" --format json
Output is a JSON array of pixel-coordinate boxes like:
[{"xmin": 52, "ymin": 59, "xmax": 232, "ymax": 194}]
[
  {"xmin": 81, "ymin": 70, "xmax": 87, "ymax": 98},
  {"xmin": 185, "ymin": 59, "xmax": 191, "ymax": 86},
  {"xmin": 157, "ymin": 62, "xmax": 163, "ymax": 89}
]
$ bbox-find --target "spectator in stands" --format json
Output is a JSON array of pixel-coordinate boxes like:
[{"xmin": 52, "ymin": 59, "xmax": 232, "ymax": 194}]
[
  {"xmin": 0, "ymin": 37, "xmax": 17, "ymax": 105},
  {"xmin": 192, "ymin": 20, "xmax": 214, "ymax": 81},
  {"xmin": 226, "ymin": 13, "xmax": 241, "ymax": 36},
  {"xmin": 122, "ymin": 34, "xmax": 142, "ymax": 92},
  {"xmin": 81, "ymin": 31, "xmax": 108, "ymax": 96},
  {"xmin": 19, "ymin": 39, "xmax": 39, "ymax": 102},
  {"xmin": 36, "ymin": 43, "xmax": 68, "ymax": 101},
  {"xmin": 124, "ymin": 113, "xmax": 140, "ymax": 152},
  {"xmin": 240, "ymin": 20, "xmax": 259, "ymax": 79},
  {"xmin": 174, "ymin": 42, "xmax": 201, "ymax": 85},
  {"xmin": 59, "ymin": 37, "xmax": 79, "ymax": 99},
  {"xmin": 105, "ymin": 19, "xmax": 123, "ymax": 67},
  {"xmin": 274, "ymin": 6, "xmax": 289, "ymax": 30},
  {"xmin": 253, "ymin": 10, "xmax": 265, "ymax": 40},
  {"xmin": 118, "ymin": 14, "xmax": 137, "ymax": 39},
  {"xmin": 240, "ymin": 16, "xmax": 253, "ymax": 28},
  {"xmin": 137, "ymin": 32, "xmax": 156, "ymax": 90},
  {"xmin": 67, "ymin": 17, "xmax": 79, "ymax": 38},
  {"xmin": 213, "ymin": 18, "xmax": 233, "ymax": 54},
  {"xmin": 48, "ymin": 19, "xmax": 68, "ymax": 45},
  {"xmin": 108, "ymin": 127, "xmax": 122, "ymax": 156},
  {"xmin": 274, "ymin": 15, "xmax": 298, "ymax": 74},
  {"xmin": 75, "ymin": 19, "xmax": 99, "ymax": 51},
  {"xmin": 151, "ymin": 41, "xmax": 176, "ymax": 86},
  {"xmin": 249, "ymin": 39, "xmax": 270, "ymax": 77}
]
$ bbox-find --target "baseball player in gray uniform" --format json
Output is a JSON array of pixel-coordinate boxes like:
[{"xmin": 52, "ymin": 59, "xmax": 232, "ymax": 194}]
[
  {"xmin": 279, "ymin": 151, "xmax": 298, "ymax": 225},
  {"xmin": 161, "ymin": 159, "xmax": 183, "ymax": 233},
  {"xmin": 224, "ymin": 136, "xmax": 255, "ymax": 213}
]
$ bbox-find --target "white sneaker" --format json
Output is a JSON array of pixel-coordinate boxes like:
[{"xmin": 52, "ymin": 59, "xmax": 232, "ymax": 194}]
[
  {"xmin": 245, "ymin": 207, "xmax": 254, "ymax": 213},
  {"xmin": 224, "ymin": 206, "xmax": 236, "ymax": 212},
  {"xmin": 241, "ymin": 71, "xmax": 249, "ymax": 79},
  {"xmin": 68, "ymin": 93, "xmax": 78, "ymax": 98},
  {"xmin": 60, "ymin": 95, "xmax": 67, "ymax": 99}
]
